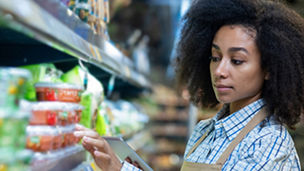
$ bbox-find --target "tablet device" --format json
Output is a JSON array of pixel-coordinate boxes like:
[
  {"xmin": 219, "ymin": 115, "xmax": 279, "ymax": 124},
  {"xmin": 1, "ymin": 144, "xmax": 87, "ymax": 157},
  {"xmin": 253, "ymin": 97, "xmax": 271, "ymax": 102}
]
[{"xmin": 103, "ymin": 136, "xmax": 153, "ymax": 171}]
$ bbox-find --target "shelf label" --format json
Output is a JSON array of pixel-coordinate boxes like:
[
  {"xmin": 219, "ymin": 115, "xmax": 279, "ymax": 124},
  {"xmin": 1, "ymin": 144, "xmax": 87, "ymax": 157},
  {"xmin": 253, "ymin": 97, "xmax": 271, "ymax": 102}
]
[
  {"xmin": 94, "ymin": 47, "xmax": 103, "ymax": 62},
  {"xmin": 89, "ymin": 44, "xmax": 97, "ymax": 59}
]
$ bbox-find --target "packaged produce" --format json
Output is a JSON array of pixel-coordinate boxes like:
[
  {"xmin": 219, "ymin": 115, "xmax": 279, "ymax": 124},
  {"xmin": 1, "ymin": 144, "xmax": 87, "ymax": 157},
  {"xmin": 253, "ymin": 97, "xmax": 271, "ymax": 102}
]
[
  {"xmin": 66, "ymin": 103, "xmax": 83, "ymax": 125},
  {"xmin": 30, "ymin": 102, "xmax": 83, "ymax": 126},
  {"xmin": 30, "ymin": 102, "xmax": 61, "ymax": 126},
  {"xmin": 95, "ymin": 102, "xmax": 111, "ymax": 136},
  {"xmin": 103, "ymin": 0, "xmax": 110, "ymax": 23},
  {"xmin": 21, "ymin": 64, "xmax": 62, "ymax": 101},
  {"xmin": 35, "ymin": 82, "xmax": 83, "ymax": 103},
  {"xmin": 74, "ymin": 105, "xmax": 83, "ymax": 123},
  {"xmin": 0, "ymin": 67, "xmax": 31, "ymax": 112},
  {"xmin": 75, "ymin": 0, "xmax": 90, "ymax": 22},
  {"xmin": 0, "ymin": 148, "xmax": 32, "ymax": 171},
  {"xmin": 26, "ymin": 126, "xmax": 60, "ymax": 152},
  {"xmin": 0, "ymin": 112, "xmax": 29, "ymax": 150},
  {"xmin": 69, "ymin": 0, "xmax": 76, "ymax": 10},
  {"xmin": 61, "ymin": 126, "xmax": 72, "ymax": 147},
  {"xmin": 62, "ymin": 66, "xmax": 104, "ymax": 129},
  {"xmin": 79, "ymin": 92, "xmax": 94, "ymax": 128},
  {"xmin": 53, "ymin": 132, "xmax": 63, "ymax": 150},
  {"xmin": 62, "ymin": 125, "xmax": 79, "ymax": 147},
  {"xmin": 95, "ymin": 0, "xmax": 105, "ymax": 35},
  {"xmin": 61, "ymin": 66, "xmax": 104, "ymax": 103}
]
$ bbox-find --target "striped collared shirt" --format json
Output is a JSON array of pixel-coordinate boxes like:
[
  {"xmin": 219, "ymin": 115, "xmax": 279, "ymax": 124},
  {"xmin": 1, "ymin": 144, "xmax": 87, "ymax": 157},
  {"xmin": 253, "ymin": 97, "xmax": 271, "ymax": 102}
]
[{"xmin": 184, "ymin": 99, "xmax": 300, "ymax": 170}]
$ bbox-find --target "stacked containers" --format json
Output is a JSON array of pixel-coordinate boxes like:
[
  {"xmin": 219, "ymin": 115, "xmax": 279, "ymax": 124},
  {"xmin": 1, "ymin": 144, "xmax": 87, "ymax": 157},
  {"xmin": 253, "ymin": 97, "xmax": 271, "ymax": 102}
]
[{"xmin": 26, "ymin": 82, "xmax": 84, "ymax": 153}]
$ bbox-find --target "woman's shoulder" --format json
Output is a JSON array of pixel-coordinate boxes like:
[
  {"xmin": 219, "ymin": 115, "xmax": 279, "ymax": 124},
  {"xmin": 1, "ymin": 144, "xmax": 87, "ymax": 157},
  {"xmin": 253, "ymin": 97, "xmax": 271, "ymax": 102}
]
[{"xmin": 243, "ymin": 115, "xmax": 295, "ymax": 153}]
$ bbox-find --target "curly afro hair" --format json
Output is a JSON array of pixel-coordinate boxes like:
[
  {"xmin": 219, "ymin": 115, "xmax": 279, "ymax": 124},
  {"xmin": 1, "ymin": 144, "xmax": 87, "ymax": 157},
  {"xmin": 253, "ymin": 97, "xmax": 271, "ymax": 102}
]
[{"xmin": 175, "ymin": 0, "xmax": 304, "ymax": 128}]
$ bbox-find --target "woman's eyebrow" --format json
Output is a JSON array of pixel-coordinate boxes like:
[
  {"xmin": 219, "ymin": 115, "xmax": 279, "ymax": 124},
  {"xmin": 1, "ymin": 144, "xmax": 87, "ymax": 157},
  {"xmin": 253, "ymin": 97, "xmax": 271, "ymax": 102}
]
[
  {"xmin": 228, "ymin": 47, "xmax": 249, "ymax": 54},
  {"xmin": 212, "ymin": 43, "xmax": 220, "ymax": 50}
]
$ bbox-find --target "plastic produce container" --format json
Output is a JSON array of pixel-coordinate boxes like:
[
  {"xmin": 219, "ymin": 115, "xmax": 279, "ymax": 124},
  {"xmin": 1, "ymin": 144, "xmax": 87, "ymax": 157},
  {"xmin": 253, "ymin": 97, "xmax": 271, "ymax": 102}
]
[
  {"xmin": 35, "ymin": 82, "xmax": 83, "ymax": 103},
  {"xmin": 62, "ymin": 125, "xmax": 80, "ymax": 147},
  {"xmin": 26, "ymin": 126, "xmax": 61, "ymax": 152},
  {"xmin": 0, "ymin": 112, "xmax": 29, "ymax": 149},
  {"xmin": 30, "ymin": 102, "xmax": 83, "ymax": 126},
  {"xmin": 0, "ymin": 68, "xmax": 31, "ymax": 112}
]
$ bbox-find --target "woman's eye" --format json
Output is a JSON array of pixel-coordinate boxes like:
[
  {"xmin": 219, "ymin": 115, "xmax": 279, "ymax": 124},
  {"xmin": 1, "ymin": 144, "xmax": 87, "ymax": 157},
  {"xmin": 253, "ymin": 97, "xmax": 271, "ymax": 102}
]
[
  {"xmin": 231, "ymin": 59, "xmax": 243, "ymax": 65},
  {"xmin": 210, "ymin": 56, "xmax": 221, "ymax": 62}
]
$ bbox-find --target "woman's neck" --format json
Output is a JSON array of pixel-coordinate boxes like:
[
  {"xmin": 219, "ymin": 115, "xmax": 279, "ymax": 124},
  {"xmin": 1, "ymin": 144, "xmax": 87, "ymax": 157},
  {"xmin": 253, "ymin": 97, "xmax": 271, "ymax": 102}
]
[{"xmin": 229, "ymin": 93, "xmax": 262, "ymax": 114}]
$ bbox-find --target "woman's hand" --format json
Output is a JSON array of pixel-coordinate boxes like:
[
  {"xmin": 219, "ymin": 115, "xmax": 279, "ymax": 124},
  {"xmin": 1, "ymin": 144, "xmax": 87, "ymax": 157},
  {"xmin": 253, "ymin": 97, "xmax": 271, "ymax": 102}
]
[{"xmin": 74, "ymin": 124, "xmax": 122, "ymax": 171}]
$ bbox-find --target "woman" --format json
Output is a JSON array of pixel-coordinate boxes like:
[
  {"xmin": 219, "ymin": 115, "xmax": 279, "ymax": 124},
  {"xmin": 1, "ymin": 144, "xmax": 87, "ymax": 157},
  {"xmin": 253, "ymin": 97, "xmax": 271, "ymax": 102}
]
[{"xmin": 74, "ymin": 0, "xmax": 304, "ymax": 170}]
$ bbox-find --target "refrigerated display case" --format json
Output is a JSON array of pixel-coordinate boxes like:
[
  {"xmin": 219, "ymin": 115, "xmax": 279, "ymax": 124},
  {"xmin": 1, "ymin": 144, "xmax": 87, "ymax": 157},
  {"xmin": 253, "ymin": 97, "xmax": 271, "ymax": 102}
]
[{"xmin": 0, "ymin": 0, "xmax": 151, "ymax": 170}]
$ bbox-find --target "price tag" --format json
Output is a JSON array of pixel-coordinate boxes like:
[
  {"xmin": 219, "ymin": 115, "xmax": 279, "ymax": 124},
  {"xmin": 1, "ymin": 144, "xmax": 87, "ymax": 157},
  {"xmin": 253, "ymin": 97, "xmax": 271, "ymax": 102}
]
[
  {"xmin": 89, "ymin": 44, "xmax": 97, "ymax": 59},
  {"xmin": 94, "ymin": 47, "xmax": 103, "ymax": 62}
]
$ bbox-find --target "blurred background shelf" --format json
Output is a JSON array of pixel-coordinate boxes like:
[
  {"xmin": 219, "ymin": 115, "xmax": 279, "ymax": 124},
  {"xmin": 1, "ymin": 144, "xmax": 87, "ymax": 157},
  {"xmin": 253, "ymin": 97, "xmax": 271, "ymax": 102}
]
[
  {"xmin": 0, "ymin": 0, "xmax": 150, "ymax": 98},
  {"xmin": 125, "ymin": 130, "xmax": 152, "ymax": 151}
]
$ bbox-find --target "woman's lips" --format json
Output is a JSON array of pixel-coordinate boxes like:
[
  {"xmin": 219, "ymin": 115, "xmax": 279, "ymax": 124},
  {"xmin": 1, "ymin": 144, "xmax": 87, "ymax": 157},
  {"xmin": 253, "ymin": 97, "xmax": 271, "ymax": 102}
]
[{"xmin": 215, "ymin": 84, "xmax": 233, "ymax": 92}]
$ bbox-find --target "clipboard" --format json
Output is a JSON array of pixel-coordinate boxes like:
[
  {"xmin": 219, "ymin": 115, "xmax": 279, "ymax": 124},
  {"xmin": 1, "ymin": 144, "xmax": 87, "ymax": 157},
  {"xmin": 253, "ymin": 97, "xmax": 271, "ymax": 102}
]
[{"xmin": 103, "ymin": 136, "xmax": 153, "ymax": 171}]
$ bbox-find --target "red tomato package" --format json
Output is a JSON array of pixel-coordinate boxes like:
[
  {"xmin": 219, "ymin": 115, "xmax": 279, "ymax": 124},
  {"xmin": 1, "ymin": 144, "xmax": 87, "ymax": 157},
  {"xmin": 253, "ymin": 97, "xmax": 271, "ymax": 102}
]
[{"xmin": 35, "ymin": 82, "xmax": 83, "ymax": 103}]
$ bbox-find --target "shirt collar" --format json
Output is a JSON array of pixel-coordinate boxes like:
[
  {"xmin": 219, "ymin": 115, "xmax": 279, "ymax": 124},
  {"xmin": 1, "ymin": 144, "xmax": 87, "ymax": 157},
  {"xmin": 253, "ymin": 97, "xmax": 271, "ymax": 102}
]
[{"xmin": 213, "ymin": 99, "xmax": 265, "ymax": 141}]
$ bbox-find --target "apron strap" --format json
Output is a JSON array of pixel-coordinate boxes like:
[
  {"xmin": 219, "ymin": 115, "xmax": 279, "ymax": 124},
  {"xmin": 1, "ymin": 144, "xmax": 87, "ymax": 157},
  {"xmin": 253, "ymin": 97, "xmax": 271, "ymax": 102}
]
[
  {"xmin": 216, "ymin": 107, "xmax": 267, "ymax": 165},
  {"xmin": 186, "ymin": 129, "xmax": 209, "ymax": 158}
]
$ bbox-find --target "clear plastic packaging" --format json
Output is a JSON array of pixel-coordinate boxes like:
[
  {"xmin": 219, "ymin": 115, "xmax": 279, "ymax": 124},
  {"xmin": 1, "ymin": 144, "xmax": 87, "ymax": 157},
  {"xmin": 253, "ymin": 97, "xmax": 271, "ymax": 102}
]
[
  {"xmin": 0, "ymin": 112, "xmax": 29, "ymax": 150},
  {"xmin": 0, "ymin": 67, "xmax": 31, "ymax": 112},
  {"xmin": 62, "ymin": 125, "xmax": 80, "ymax": 147},
  {"xmin": 35, "ymin": 82, "xmax": 83, "ymax": 103},
  {"xmin": 26, "ymin": 126, "xmax": 61, "ymax": 152},
  {"xmin": 30, "ymin": 102, "xmax": 83, "ymax": 126}
]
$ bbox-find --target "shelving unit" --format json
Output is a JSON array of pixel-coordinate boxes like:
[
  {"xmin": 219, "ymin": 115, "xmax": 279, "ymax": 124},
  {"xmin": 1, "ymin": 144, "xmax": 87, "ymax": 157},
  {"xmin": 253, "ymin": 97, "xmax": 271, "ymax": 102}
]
[
  {"xmin": 148, "ymin": 101, "xmax": 189, "ymax": 171},
  {"xmin": 31, "ymin": 145, "xmax": 86, "ymax": 171},
  {"xmin": 0, "ymin": 0, "xmax": 150, "ymax": 96},
  {"xmin": 0, "ymin": 0, "xmax": 151, "ymax": 170}
]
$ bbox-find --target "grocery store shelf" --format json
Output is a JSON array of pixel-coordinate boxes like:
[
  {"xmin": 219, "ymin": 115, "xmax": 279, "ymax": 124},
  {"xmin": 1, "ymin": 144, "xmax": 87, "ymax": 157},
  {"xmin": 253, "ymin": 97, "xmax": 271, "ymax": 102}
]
[
  {"xmin": 151, "ymin": 111, "xmax": 188, "ymax": 123},
  {"xmin": 0, "ymin": 0, "xmax": 150, "ymax": 90},
  {"xmin": 31, "ymin": 145, "xmax": 86, "ymax": 171}
]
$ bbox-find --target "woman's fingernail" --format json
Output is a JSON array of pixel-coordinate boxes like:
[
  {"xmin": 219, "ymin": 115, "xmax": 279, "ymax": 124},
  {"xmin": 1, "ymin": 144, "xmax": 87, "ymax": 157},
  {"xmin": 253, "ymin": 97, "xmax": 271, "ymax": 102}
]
[
  {"xmin": 94, "ymin": 150, "xmax": 102, "ymax": 157},
  {"xmin": 83, "ymin": 136, "xmax": 89, "ymax": 142},
  {"xmin": 76, "ymin": 124, "xmax": 84, "ymax": 129},
  {"xmin": 74, "ymin": 131, "xmax": 81, "ymax": 137}
]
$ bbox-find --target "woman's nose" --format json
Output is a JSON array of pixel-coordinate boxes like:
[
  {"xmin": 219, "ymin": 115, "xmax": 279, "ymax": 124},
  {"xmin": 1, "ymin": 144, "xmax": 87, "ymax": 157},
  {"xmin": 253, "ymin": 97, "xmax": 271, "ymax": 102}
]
[{"xmin": 214, "ymin": 59, "xmax": 229, "ymax": 79}]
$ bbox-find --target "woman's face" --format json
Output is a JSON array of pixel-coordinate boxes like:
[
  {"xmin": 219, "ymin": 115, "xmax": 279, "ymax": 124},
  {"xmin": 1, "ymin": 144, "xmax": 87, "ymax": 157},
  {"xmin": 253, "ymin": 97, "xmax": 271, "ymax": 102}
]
[{"xmin": 210, "ymin": 25, "xmax": 266, "ymax": 109}]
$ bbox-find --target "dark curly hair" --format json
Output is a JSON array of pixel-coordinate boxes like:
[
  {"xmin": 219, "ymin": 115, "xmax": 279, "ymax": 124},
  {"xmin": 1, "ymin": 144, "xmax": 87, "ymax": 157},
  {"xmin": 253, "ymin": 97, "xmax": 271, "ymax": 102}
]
[{"xmin": 175, "ymin": 0, "xmax": 304, "ymax": 128}]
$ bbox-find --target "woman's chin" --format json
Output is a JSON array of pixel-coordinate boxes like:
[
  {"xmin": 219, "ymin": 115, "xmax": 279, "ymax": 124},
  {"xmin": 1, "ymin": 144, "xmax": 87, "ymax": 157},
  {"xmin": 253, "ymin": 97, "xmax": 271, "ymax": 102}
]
[{"xmin": 216, "ymin": 97, "xmax": 233, "ymax": 104}]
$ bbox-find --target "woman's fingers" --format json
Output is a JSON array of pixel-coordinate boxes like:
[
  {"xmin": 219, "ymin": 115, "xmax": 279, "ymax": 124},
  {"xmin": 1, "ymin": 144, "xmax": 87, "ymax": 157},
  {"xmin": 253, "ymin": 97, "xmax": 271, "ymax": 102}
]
[
  {"xmin": 74, "ymin": 130, "xmax": 100, "ymax": 139},
  {"xmin": 93, "ymin": 151, "xmax": 122, "ymax": 171},
  {"xmin": 94, "ymin": 150, "xmax": 110, "ymax": 160},
  {"xmin": 82, "ymin": 140, "xmax": 95, "ymax": 154},
  {"xmin": 75, "ymin": 124, "xmax": 91, "ymax": 131},
  {"xmin": 83, "ymin": 136, "xmax": 107, "ymax": 152}
]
